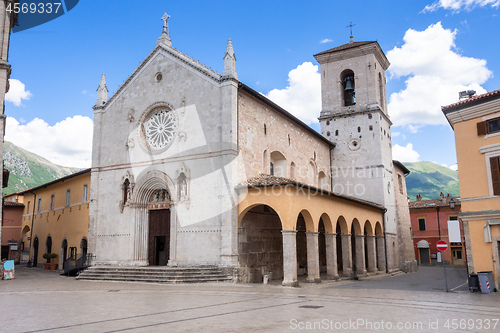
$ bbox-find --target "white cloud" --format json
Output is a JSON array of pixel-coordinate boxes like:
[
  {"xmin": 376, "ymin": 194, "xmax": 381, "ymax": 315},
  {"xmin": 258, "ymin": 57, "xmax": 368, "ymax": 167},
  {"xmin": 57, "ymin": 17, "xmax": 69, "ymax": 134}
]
[
  {"xmin": 393, "ymin": 143, "xmax": 421, "ymax": 162},
  {"xmin": 5, "ymin": 79, "xmax": 32, "ymax": 106},
  {"xmin": 387, "ymin": 22, "xmax": 492, "ymax": 127},
  {"xmin": 423, "ymin": 0, "xmax": 500, "ymax": 12},
  {"xmin": 320, "ymin": 38, "xmax": 333, "ymax": 44},
  {"xmin": 441, "ymin": 163, "xmax": 459, "ymax": 171},
  {"xmin": 5, "ymin": 116, "xmax": 93, "ymax": 168},
  {"xmin": 266, "ymin": 62, "xmax": 321, "ymax": 125}
]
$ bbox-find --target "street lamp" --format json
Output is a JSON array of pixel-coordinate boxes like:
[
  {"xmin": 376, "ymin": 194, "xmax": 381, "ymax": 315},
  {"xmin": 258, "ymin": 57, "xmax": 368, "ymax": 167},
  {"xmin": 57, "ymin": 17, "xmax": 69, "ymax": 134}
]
[{"xmin": 449, "ymin": 198, "xmax": 455, "ymax": 210}]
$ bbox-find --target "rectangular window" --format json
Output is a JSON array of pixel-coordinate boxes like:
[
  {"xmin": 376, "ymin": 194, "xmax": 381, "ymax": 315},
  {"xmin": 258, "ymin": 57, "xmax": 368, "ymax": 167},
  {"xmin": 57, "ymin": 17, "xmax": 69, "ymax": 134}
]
[
  {"xmin": 65, "ymin": 189, "xmax": 71, "ymax": 206},
  {"xmin": 83, "ymin": 184, "xmax": 88, "ymax": 202},
  {"xmin": 449, "ymin": 215, "xmax": 458, "ymax": 220},
  {"xmin": 478, "ymin": 117, "xmax": 500, "ymax": 135},
  {"xmin": 490, "ymin": 156, "xmax": 500, "ymax": 195},
  {"xmin": 418, "ymin": 218, "xmax": 426, "ymax": 231},
  {"xmin": 50, "ymin": 194, "xmax": 55, "ymax": 210},
  {"xmin": 37, "ymin": 197, "xmax": 42, "ymax": 213}
]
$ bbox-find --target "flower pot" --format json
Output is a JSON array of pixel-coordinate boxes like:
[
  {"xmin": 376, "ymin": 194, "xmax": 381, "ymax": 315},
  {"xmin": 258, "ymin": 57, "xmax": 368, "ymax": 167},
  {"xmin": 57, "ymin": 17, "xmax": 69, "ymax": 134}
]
[
  {"xmin": 43, "ymin": 263, "xmax": 50, "ymax": 270},
  {"xmin": 48, "ymin": 263, "xmax": 57, "ymax": 270}
]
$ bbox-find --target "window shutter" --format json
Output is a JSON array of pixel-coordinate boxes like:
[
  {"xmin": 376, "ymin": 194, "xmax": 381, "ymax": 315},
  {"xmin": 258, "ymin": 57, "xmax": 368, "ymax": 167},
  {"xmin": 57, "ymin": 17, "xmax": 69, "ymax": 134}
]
[
  {"xmin": 477, "ymin": 121, "xmax": 488, "ymax": 135},
  {"xmin": 490, "ymin": 157, "xmax": 500, "ymax": 195}
]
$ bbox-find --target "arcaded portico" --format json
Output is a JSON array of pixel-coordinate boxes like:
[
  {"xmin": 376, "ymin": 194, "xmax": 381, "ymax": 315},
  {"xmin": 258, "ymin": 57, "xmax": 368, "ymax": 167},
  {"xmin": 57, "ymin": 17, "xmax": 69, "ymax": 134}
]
[{"xmin": 237, "ymin": 175, "xmax": 386, "ymax": 286}]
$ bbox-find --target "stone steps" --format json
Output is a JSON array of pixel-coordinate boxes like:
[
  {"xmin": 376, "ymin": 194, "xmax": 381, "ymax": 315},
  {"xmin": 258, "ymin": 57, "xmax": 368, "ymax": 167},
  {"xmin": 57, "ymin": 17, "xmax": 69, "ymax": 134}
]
[{"xmin": 76, "ymin": 266, "xmax": 233, "ymax": 284}]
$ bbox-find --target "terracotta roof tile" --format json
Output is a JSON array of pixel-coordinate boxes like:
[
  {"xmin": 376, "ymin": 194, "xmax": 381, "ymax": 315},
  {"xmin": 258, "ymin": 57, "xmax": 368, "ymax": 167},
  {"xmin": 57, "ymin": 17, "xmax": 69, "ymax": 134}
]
[
  {"xmin": 314, "ymin": 41, "xmax": 376, "ymax": 56},
  {"xmin": 409, "ymin": 197, "xmax": 461, "ymax": 209},
  {"xmin": 236, "ymin": 174, "xmax": 385, "ymax": 211},
  {"xmin": 442, "ymin": 89, "xmax": 500, "ymax": 112}
]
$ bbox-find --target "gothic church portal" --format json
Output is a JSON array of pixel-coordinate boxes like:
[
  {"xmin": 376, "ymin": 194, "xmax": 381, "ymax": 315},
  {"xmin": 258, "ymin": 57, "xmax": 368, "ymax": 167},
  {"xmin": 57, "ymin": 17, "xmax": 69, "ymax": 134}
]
[{"xmin": 89, "ymin": 14, "xmax": 416, "ymax": 285}]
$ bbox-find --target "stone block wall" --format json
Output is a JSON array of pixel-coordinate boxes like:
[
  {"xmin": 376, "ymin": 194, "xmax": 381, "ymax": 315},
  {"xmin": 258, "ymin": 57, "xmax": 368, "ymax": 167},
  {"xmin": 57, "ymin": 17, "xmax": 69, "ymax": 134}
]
[{"xmin": 238, "ymin": 209, "xmax": 283, "ymax": 283}]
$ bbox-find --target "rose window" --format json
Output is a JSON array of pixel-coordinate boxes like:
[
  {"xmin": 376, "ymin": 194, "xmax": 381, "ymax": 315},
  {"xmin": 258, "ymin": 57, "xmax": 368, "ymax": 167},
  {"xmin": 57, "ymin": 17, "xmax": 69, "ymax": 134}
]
[{"xmin": 144, "ymin": 110, "xmax": 176, "ymax": 149}]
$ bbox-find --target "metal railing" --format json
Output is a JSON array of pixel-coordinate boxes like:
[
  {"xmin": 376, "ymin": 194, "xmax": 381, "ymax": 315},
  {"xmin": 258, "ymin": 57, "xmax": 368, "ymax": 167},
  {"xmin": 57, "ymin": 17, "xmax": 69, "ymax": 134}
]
[{"xmin": 63, "ymin": 253, "xmax": 94, "ymax": 276}]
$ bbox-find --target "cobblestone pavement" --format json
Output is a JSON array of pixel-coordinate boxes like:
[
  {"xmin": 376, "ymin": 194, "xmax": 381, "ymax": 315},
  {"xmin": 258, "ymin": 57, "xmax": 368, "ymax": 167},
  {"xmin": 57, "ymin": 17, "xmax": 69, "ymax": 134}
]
[{"xmin": 1, "ymin": 265, "xmax": 498, "ymax": 332}]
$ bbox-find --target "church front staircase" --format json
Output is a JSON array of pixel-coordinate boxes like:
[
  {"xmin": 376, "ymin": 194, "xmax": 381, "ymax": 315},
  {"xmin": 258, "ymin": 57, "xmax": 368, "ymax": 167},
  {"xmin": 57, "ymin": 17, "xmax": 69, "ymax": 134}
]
[{"xmin": 76, "ymin": 265, "xmax": 234, "ymax": 284}]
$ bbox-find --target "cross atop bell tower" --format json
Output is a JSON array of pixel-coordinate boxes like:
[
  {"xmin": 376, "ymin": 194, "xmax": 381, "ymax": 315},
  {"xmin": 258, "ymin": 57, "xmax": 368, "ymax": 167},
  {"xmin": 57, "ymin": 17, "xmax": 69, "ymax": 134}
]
[{"xmin": 346, "ymin": 22, "xmax": 355, "ymax": 43}]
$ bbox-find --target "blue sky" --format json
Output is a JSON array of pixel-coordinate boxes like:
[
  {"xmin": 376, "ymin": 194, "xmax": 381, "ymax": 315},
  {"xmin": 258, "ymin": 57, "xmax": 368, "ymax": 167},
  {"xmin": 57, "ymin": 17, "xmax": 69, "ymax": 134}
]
[{"xmin": 4, "ymin": 0, "xmax": 500, "ymax": 168}]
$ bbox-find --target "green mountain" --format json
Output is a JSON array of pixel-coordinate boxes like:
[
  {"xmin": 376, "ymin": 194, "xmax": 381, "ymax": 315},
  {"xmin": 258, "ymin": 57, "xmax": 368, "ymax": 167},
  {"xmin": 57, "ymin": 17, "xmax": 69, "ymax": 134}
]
[
  {"xmin": 403, "ymin": 161, "xmax": 460, "ymax": 201},
  {"xmin": 3, "ymin": 141, "xmax": 81, "ymax": 195}
]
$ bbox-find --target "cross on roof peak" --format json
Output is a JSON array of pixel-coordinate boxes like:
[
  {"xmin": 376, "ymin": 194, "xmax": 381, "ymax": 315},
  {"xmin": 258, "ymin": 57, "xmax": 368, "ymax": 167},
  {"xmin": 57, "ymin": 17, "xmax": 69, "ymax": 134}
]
[{"xmin": 346, "ymin": 21, "xmax": 355, "ymax": 43}]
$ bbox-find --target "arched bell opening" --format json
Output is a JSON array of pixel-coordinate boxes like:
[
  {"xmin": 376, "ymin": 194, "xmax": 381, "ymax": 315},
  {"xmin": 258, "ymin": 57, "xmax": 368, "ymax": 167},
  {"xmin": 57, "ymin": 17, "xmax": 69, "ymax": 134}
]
[{"xmin": 341, "ymin": 69, "xmax": 356, "ymax": 106}]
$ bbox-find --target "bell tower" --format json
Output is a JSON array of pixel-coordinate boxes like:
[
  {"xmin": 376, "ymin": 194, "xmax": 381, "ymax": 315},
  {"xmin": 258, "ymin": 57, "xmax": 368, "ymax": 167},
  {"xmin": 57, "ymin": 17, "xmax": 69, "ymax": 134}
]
[{"xmin": 314, "ymin": 39, "xmax": 395, "ymax": 226}]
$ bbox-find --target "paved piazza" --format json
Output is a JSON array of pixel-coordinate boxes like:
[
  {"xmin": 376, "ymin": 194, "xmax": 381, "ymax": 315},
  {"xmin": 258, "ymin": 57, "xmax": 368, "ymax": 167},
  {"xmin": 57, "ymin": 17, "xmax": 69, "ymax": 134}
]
[{"xmin": 1, "ymin": 266, "xmax": 499, "ymax": 332}]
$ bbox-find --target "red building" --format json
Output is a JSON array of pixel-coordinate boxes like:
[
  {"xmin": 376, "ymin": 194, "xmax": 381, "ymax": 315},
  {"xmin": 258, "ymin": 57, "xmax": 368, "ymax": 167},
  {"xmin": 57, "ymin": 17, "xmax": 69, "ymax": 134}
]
[
  {"xmin": 1, "ymin": 199, "xmax": 25, "ymax": 261},
  {"xmin": 409, "ymin": 194, "xmax": 464, "ymax": 266}
]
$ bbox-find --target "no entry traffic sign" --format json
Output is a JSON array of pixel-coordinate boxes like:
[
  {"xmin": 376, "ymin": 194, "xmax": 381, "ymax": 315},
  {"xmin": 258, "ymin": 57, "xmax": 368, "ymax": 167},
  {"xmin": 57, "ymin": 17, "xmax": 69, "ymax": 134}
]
[{"xmin": 437, "ymin": 240, "xmax": 448, "ymax": 252}]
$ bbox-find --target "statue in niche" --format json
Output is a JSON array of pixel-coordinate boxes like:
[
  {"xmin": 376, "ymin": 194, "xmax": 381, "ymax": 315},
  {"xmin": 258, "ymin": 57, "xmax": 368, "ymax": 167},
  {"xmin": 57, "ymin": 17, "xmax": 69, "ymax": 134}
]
[
  {"xmin": 178, "ymin": 173, "xmax": 187, "ymax": 199},
  {"xmin": 152, "ymin": 189, "xmax": 169, "ymax": 202}
]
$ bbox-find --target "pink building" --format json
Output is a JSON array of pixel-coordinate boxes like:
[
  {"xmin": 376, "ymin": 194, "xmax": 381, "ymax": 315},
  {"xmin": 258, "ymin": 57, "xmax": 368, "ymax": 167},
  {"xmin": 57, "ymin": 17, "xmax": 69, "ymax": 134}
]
[
  {"xmin": 409, "ymin": 194, "xmax": 464, "ymax": 266},
  {"xmin": 1, "ymin": 200, "xmax": 25, "ymax": 261}
]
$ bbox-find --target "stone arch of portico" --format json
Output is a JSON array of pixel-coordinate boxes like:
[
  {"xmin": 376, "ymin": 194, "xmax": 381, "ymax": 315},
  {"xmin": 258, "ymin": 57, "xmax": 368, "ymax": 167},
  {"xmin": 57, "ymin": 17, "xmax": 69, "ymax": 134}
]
[
  {"xmin": 130, "ymin": 170, "xmax": 176, "ymax": 265},
  {"xmin": 296, "ymin": 209, "xmax": 314, "ymax": 232},
  {"xmin": 238, "ymin": 204, "xmax": 284, "ymax": 283},
  {"xmin": 238, "ymin": 202, "xmax": 283, "ymax": 227}
]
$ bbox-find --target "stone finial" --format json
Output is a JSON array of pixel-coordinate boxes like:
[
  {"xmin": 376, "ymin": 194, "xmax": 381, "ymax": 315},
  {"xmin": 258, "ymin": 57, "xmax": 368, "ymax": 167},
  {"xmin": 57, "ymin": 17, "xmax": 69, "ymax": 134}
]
[
  {"xmin": 96, "ymin": 73, "xmax": 108, "ymax": 106},
  {"xmin": 157, "ymin": 12, "xmax": 172, "ymax": 47},
  {"xmin": 222, "ymin": 38, "xmax": 237, "ymax": 79}
]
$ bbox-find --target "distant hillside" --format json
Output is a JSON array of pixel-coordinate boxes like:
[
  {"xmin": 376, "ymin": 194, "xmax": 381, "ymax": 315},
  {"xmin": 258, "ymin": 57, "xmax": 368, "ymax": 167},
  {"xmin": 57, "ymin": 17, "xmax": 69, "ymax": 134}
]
[
  {"xmin": 403, "ymin": 161, "xmax": 460, "ymax": 201},
  {"xmin": 3, "ymin": 141, "xmax": 81, "ymax": 195}
]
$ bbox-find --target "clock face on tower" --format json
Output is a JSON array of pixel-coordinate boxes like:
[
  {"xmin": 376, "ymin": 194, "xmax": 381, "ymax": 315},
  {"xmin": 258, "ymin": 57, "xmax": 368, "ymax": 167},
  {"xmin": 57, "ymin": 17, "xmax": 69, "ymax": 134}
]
[{"xmin": 144, "ymin": 109, "xmax": 177, "ymax": 150}]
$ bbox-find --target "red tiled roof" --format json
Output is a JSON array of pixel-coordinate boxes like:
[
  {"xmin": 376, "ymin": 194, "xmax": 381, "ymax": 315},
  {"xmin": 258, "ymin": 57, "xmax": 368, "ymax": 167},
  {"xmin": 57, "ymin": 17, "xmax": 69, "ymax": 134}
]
[
  {"xmin": 314, "ymin": 41, "xmax": 377, "ymax": 56},
  {"xmin": 409, "ymin": 197, "xmax": 461, "ymax": 209},
  {"xmin": 236, "ymin": 174, "xmax": 385, "ymax": 211},
  {"xmin": 442, "ymin": 89, "xmax": 500, "ymax": 112}
]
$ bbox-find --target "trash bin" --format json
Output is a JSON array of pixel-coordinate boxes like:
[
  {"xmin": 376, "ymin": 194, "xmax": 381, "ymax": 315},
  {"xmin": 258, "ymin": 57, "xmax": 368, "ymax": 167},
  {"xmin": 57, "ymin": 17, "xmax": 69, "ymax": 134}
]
[
  {"xmin": 469, "ymin": 274, "xmax": 479, "ymax": 292},
  {"xmin": 477, "ymin": 271, "xmax": 493, "ymax": 294}
]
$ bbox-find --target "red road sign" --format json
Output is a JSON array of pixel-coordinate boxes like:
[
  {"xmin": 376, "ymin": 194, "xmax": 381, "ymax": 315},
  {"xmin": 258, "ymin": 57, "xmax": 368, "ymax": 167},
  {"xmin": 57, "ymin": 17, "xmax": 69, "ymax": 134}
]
[
  {"xmin": 27, "ymin": 237, "xmax": 31, "ymax": 241},
  {"xmin": 437, "ymin": 240, "xmax": 448, "ymax": 252}
]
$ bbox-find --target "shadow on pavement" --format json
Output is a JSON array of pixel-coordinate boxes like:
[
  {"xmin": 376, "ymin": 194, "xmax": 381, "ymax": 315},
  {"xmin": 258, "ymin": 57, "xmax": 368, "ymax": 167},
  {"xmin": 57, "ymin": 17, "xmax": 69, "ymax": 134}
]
[{"xmin": 328, "ymin": 266, "xmax": 471, "ymax": 293}]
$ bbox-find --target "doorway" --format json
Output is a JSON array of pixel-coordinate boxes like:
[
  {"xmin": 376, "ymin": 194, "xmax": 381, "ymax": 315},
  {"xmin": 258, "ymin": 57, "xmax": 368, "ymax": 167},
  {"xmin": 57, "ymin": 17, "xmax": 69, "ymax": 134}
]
[
  {"xmin": 33, "ymin": 237, "xmax": 39, "ymax": 267},
  {"xmin": 419, "ymin": 248, "xmax": 430, "ymax": 265},
  {"xmin": 451, "ymin": 246, "xmax": 464, "ymax": 265},
  {"xmin": 148, "ymin": 209, "xmax": 170, "ymax": 266}
]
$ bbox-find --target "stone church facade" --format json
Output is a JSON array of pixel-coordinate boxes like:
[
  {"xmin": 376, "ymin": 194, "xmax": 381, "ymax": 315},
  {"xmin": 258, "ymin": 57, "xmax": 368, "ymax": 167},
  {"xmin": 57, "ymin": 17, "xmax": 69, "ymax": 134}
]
[{"xmin": 89, "ymin": 15, "xmax": 416, "ymax": 285}]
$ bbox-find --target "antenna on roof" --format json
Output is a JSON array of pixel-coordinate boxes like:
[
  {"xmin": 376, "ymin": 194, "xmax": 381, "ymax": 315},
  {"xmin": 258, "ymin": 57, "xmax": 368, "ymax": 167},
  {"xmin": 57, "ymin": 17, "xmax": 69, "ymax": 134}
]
[
  {"xmin": 346, "ymin": 22, "xmax": 355, "ymax": 43},
  {"xmin": 459, "ymin": 90, "xmax": 476, "ymax": 100}
]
